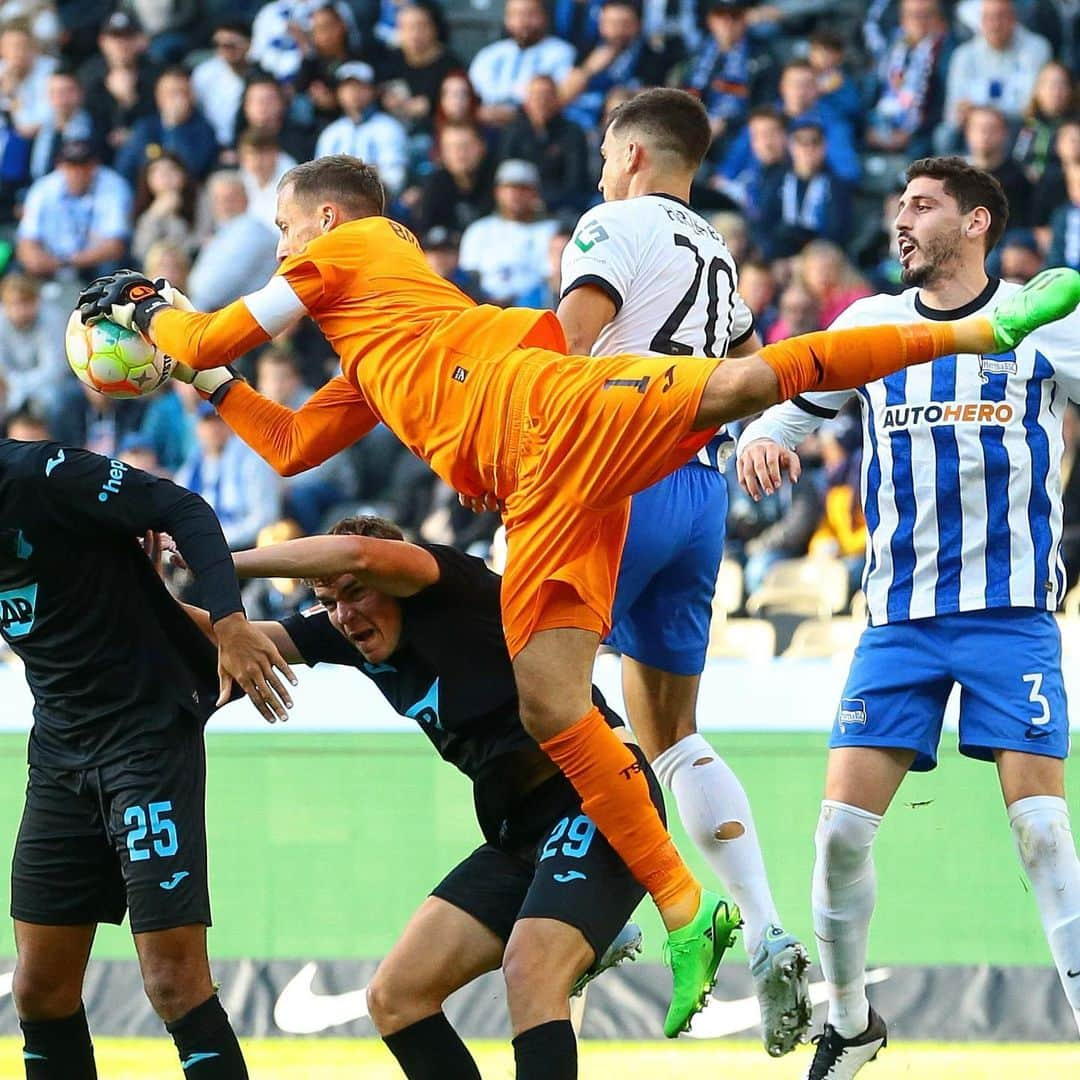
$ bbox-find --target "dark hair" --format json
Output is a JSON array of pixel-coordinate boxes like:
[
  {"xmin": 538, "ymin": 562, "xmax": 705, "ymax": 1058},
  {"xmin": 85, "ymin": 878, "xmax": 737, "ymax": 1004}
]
[
  {"xmin": 607, "ymin": 87, "xmax": 711, "ymax": 169},
  {"xmin": 238, "ymin": 126, "xmax": 281, "ymax": 153},
  {"xmin": 810, "ymin": 28, "xmax": 846, "ymax": 52},
  {"xmin": 327, "ymin": 515, "xmax": 405, "ymax": 541},
  {"xmin": 256, "ymin": 343, "xmax": 300, "ymax": 374},
  {"xmin": 403, "ymin": 0, "xmax": 449, "ymax": 44},
  {"xmin": 747, "ymin": 104, "xmax": 785, "ymax": 127},
  {"xmin": 905, "ymin": 156, "xmax": 1010, "ymax": 252},
  {"xmin": 279, "ymin": 154, "xmax": 386, "ymax": 217},
  {"xmin": 156, "ymin": 66, "xmax": 191, "ymax": 85},
  {"xmin": 133, "ymin": 150, "xmax": 198, "ymax": 224}
]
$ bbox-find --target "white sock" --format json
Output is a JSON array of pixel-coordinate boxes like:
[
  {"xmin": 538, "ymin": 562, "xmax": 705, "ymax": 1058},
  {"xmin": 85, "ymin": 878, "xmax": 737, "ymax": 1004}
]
[
  {"xmin": 651, "ymin": 733, "xmax": 780, "ymax": 954},
  {"xmin": 812, "ymin": 799, "xmax": 882, "ymax": 1039},
  {"xmin": 1008, "ymin": 795, "xmax": 1080, "ymax": 1036}
]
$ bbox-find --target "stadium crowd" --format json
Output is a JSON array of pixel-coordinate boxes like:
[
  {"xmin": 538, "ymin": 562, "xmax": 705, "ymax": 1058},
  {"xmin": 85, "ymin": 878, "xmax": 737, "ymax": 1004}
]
[{"xmin": 4, "ymin": 0, "xmax": 1080, "ymax": 618}]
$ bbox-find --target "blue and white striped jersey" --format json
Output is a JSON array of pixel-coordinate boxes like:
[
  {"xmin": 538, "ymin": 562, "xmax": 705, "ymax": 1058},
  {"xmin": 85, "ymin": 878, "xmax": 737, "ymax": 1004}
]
[{"xmin": 737, "ymin": 278, "xmax": 1080, "ymax": 625}]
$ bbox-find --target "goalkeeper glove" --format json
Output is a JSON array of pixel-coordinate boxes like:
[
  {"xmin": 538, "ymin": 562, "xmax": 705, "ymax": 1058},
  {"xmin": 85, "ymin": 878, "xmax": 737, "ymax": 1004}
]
[{"xmin": 77, "ymin": 270, "xmax": 172, "ymax": 335}]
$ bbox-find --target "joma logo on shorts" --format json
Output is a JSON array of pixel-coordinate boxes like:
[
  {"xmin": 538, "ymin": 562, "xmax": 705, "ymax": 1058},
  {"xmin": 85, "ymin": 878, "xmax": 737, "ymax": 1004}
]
[{"xmin": 0, "ymin": 584, "xmax": 37, "ymax": 638}]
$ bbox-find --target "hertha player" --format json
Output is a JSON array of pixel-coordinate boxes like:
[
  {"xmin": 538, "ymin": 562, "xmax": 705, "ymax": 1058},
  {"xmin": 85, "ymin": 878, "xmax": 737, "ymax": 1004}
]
[
  {"xmin": 77, "ymin": 148, "xmax": 1080, "ymax": 1033},
  {"xmin": 739, "ymin": 158, "xmax": 1080, "ymax": 1076},
  {"xmin": 0, "ymin": 439, "xmax": 295, "ymax": 1079},
  {"xmin": 183, "ymin": 514, "xmax": 671, "ymax": 1080}
]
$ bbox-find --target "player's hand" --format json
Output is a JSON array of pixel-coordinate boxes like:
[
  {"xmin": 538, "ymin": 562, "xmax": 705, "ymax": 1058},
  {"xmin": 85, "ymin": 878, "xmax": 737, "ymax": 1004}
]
[
  {"xmin": 153, "ymin": 278, "xmax": 195, "ymax": 312},
  {"xmin": 77, "ymin": 270, "xmax": 173, "ymax": 334},
  {"xmin": 737, "ymin": 438, "xmax": 801, "ymax": 501},
  {"xmin": 214, "ymin": 612, "xmax": 298, "ymax": 723},
  {"xmin": 458, "ymin": 491, "xmax": 504, "ymax": 514},
  {"xmin": 170, "ymin": 361, "xmax": 240, "ymax": 401}
]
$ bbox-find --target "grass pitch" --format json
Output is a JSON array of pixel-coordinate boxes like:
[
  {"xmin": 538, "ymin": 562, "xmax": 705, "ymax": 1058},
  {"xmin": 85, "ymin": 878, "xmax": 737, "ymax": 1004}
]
[{"xmin": 0, "ymin": 1038, "xmax": 1071, "ymax": 1078}]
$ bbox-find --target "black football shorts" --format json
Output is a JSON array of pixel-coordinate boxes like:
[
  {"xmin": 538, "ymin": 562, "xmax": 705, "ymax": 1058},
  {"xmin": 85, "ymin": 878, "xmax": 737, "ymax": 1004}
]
[
  {"xmin": 432, "ymin": 744, "xmax": 664, "ymax": 960},
  {"xmin": 11, "ymin": 718, "xmax": 211, "ymax": 933}
]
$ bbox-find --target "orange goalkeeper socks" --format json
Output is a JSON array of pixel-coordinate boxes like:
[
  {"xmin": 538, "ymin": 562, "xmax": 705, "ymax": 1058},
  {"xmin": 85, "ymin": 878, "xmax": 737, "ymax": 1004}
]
[
  {"xmin": 759, "ymin": 321, "xmax": 968, "ymax": 402},
  {"xmin": 540, "ymin": 707, "xmax": 701, "ymax": 921}
]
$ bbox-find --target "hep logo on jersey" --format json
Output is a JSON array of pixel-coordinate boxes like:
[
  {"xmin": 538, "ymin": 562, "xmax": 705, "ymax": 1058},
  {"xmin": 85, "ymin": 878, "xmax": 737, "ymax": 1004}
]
[
  {"xmin": 97, "ymin": 459, "xmax": 129, "ymax": 502},
  {"xmin": 0, "ymin": 584, "xmax": 37, "ymax": 638}
]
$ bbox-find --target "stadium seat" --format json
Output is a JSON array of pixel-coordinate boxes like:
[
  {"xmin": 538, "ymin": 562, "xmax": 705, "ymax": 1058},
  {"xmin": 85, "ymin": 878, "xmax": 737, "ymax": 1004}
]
[
  {"xmin": 712, "ymin": 559, "xmax": 744, "ymax": 621},
  {"xmin": 745, "ymin": 556, "xmax": 850, "ymax": 618},
  {"xmin": 783, "ymin": 617, "xmax": 864, "ymax": 659},
  {"xmin": 707, "ymin": 618, "xmax": 776, "ymax": 661}
]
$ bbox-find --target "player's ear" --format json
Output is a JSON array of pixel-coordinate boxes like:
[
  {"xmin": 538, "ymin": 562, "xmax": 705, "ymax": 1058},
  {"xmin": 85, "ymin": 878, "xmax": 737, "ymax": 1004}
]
[{"xmin": 320, "ymin": 203, "xmax": 336, "ymax": 233}]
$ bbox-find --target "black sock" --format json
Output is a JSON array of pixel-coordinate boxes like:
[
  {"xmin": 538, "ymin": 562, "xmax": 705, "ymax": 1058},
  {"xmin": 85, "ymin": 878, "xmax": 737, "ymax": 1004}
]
[
  {"xmin": 383, "ymin": 1012, "xmax": 481, "ymax": 1080},
  {"xmin": 513, "ymin": 1019, "xmax": 577, "ymax": 1080},
  {"xmin": 165, "ymin": 995, "xmax": 248, "ymax": 1078},
  {"xmin": 20, "ymin": 1003, "xmax": 96, "ymax": 1079}
]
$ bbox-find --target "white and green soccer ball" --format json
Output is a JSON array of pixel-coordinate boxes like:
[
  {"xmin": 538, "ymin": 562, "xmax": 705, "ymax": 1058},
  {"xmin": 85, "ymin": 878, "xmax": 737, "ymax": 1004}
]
[{"xmin": 64, "ymin": 310, "xmax": 172, "ymax": 399}]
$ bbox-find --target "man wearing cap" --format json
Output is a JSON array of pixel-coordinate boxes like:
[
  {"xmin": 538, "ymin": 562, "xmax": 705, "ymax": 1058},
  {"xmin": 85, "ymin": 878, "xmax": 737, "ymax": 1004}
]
[
  {"xmin": 423, "ymin": 226, "xmax": 490, "ymax": 304},
  {"xmin": 15, "ymin": 137, "xmax": 131, "ymax": 285},
  {"xmin": 314, "ymin": 62, "xmax": 409, "ymax": 198},
  {"xmin": 458, "ymin": 158, "xmax": 559, "ymax": 305},
  {"xmin": 681, "ymin": 0, "xmax": 775, "ymax": 150}
]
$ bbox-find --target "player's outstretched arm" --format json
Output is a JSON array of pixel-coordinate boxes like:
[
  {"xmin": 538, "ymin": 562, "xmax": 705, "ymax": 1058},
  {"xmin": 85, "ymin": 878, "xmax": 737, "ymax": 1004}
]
[
  {"xmin": 233, "ymin": 535, "xmax": 441, "ymax": 597},
  {"xmin": 181, "ymin": 603, "xmax": 305, "ymax": 667}
]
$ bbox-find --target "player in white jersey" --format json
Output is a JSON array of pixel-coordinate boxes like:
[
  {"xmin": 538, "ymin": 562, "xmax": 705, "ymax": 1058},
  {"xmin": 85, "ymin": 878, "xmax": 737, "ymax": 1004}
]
[
  {"xmin": 738, "ymin": 157, "xmax": 1080, "ymax": 1078},
  {"xmin": 558, "ymin": 88, "xmax": 811, "ymax": 1052}
]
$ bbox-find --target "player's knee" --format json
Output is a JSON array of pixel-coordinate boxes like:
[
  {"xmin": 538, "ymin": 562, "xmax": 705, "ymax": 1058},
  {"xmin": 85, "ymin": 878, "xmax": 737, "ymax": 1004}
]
[
  {"xmin": 12, "ymin": 965, "xmax": 81, "ymax": 1021},
  {"xmin": 367, "ymin": 965, "xmax": 440, "ymax": 1035},
  {"xmin": 1010, "ymin": 800, "xmax": 1072, "ymax": 878},
  {"xmin": 503, "ymin": 926, "xmax": 585, "ymax": 1005},
  {"xmin": 814, "ymin": 801, "xmax": 879, "ymax": 872},
  {"xmin": 141, "ymin": 960, "xmax": 209, "ymax": 1022}
]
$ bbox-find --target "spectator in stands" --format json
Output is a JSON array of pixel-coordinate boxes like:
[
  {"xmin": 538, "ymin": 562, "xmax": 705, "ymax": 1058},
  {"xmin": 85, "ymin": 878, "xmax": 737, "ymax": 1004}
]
[
  {"xmin": 715, "ymin": 105, "xmax": 787, "ymax": 222},
  {"xmin": 295, "ymin": 2, "xmax": 368, "ymax": 129},
  {"xmin": 187, "ymin": 170, "xmax": 278, "ymax": 310},
  {"xmin": 808, "ymin": 424, "xmax": 865, "ymax": 594},
  {"xmin": 380, "ymin": 2, "xmax": 462, "ymax": 136},
  {"xmin": 808, "ymin": 29, "xmax": 861, "ymax": 131},
  {"xmin": 553, "ymin": 0, "xmax": 604, "ymax": 52},
  {"xmin": 766, "ymin": 279, "xmax": 821, "ymax": 343},
  {"xmin": 16, "ymin": 138, "xmax": 131, "ymax": 285},
  {"xmin": 4, "ymin": 401, "xmax": 52, "ymax": 440},
  {"xmin": 0, "ymin": 105, "xmax": 30, "ymax": 225},
  {"xmin": 468, "ymin": 0, "xmax": 576, "ymax": 127},
  {"xmin": 124, "ymin": 0, "xmax": 201, "ymax": 64},
  {"xmin": 738, "ymin": 258, "xmax": 779, "ymax": 338},
  {"xmin": 176, "ymin": 402, "xmax": 283, "ymax": 551},
  {"xmin": 1033, "ymin": 115, "xmax": 1080, "ymax": 242},
  {"xmin": 500, "ymin": 74, "xmax": 589, "ymax": 213},
  {"xmin": 79, "ymin": 11, "xmax": 159, "ymax": 160},
  {"xmin": 865, "ymin": 0, "xmax": 951, "ymax": 159},
  {"xmin": 414, "ymin": 122, "xmax": 495, "ymax": 233},
  {"xmin": 0, "ymin": 272, "xmax": 66, "ymax": 418},
  {"xmin": 712, "ymin": 210, "xmax": 749, "ymax": 263},
  {"xmin": 191, "ymin": 19, "xmax": 254, "ymax": 150},
  {"xmin": 131, "ymin": 150, "xmax": 198, "ymax": 263},
  {"xmin": 1013, "ymin": 60, "xmax": 1075, "ymax": 184},
  {"xmin": 722, "ymin": 60, "xmax": 861, "ymax": 185},
  {"xmin": 1024, "ymin": 0, "xmax": 1080, "ymax": 75},
  {"xmin": 433, "ymin": 71, "xmax": 486, "ymax": 139},
  {"xmin": 1046, "ymin": 157, "xmax": 1080, "ymax": 270},
  {"xmin": 963, "ymin": 105, "xmax": 1034, "ymax": 226},
  {"xmin": 238, "ymin": 127, "xmax": 297, "ymax": 230},
  {"xmin": 681, "ymin": 0, "xmax": 774, "ymax": 151},
  {"xmin": 458, "ymin": 158, "xmax": 558, "ymax": 305},
  {"xmin": 116, "ymin": 431, "xmax": 163, "ymax": 475},
  {"xmin": 998, "ymin": 230, "xmax": 1044, "ymax": 283},
  {"xmin": 422, "ymin": 225, "xmax": 489, "ymax": 303},
  {"xmin": 559, "ymin": 0, "xmax": 667, "ymax": 130},
  {"xmin": 940, "ymin": 0, "xmax": 1051, "ymax": 150},
  {"xmin": 314, "ymin": 62, "xmax": 409, "ymax": 197},
  {"xmin": 250, "ymin": 0, "xmax": 360, "ymax": 83},
  {"xmin": 142, "ymin": 237, "xmax": 191, "ymax": 294},
  {"xmin": 760, "ymin": 119, "xmax": 851, "ymax": 258},
  {"xmin": 799, "ymin": 240, "xmax": 872, "ymax": 327},
  {"xmin": 254, "ymin": 344, "xmax": 357, "ymax": 531},
  {"xmin": 29, "ymin": 66, "xmax": 99, "ymax": 181},
  {"xmin": 518, "ymin": 226, "xmax": 571, "ymax": 308},
  {"xmin": 115, "ymin": 68, "xmax": 220, "ymax": 184},
  {"xmin": 52, "ymin": 381, "xmax": 147, "ymax": 457},
  {"xmin": 234, "ymin": 74, "xmax": 315, "ymax": 164},
  {"xmin": 0, "ymin": 19, "xmax": 56, "ymax": 137}
]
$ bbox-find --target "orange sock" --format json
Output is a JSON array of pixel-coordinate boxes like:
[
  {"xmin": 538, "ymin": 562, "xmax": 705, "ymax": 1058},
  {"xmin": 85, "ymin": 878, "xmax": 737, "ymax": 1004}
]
[
  {"xmin": 759, "ymin": 321, "xmax": 966, "ymax": 402},
  {"xmin": 540, "ymin": 707, "xmax": 700, "ymax": 915}
]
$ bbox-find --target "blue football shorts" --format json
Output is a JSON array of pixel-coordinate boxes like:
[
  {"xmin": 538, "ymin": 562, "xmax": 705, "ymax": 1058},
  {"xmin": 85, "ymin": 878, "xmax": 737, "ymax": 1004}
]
[{"xmin": 831, "ymin": 608, "xmax": 1069, "ymax": 770}]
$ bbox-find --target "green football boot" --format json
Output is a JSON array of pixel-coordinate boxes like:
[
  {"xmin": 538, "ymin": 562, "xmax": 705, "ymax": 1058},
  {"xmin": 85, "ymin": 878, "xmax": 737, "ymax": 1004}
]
[
  {"xmin": 663, "ymin": 891, "xmax": 741, "ymax": 1038},
  {"xmin": 990, "ymin": 266, "xmax": 1080, "ymax": 351}
]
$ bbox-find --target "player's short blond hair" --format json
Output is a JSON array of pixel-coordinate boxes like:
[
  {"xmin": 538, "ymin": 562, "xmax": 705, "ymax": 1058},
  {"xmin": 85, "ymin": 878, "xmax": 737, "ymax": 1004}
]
[{"xmin": 279, "ymin": 155, "xmax": 386, "ymax": 218}]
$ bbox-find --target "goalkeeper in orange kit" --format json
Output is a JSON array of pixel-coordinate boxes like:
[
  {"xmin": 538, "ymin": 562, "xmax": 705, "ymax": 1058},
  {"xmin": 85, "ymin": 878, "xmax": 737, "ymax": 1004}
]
[{"xmin": 76, "ymin": 144, "xmax": 1080, "ymax": 1043}]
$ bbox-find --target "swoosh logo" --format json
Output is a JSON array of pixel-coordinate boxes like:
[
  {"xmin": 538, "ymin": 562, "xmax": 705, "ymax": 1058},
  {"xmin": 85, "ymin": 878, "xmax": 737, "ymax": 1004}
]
[
  {"xmin": 1068, "ymin": 968, "xmax": 1080, "ymax": 978},
  {"xmin": 44, "ymin": 449, "xmax": 65, "ymax": 476},
  {"xmin": 684, "ymin": 968, "xmax": 892, "ymax": 1039},
  {"xmin": 274, "ymin": 962, "xmax": 370, "ymax": 1034},
  {"xmin": 182, "ymin": 1052, "xmax": 220, "ymax": 1069},
  {"xmin": 553, "ymin": 871, "xmax": 587, "ymax": 883},
  {"xmin": 160, "ymin": 871, "xmax": 190, "ymax": 891}
]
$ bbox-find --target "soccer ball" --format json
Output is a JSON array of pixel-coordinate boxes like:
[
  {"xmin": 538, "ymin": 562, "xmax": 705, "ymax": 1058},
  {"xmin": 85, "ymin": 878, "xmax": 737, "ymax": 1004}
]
[{"xmin": 64, "ymin": 310, "xmax": 172, "ymax": 399}]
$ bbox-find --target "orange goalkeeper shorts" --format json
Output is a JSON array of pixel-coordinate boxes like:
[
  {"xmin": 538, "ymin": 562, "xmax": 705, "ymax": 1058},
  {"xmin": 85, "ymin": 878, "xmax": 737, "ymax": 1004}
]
[{"xmin": 486, "ymin": 349, "xmax": 723, "ymax": 659}]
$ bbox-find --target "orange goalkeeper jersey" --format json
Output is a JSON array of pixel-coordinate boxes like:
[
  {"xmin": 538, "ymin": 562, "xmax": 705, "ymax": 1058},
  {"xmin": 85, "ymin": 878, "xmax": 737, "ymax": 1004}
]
[{"xmin": 152, "ymin": 216, "xmax": 566, "ymax": 494}]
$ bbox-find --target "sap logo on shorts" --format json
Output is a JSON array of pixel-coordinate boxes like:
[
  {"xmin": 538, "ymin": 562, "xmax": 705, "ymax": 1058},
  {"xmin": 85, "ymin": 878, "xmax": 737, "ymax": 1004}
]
[
  {"xmin": 881, "ymin": 402, "xmax": 1015, "ymax": 430},
  {"xmin": 838, "ymin": 698, "xmax": 867, "ymax": 733},
  {"xmin": 98, "ymin": 459, "xmax": 129, "ymax": 502},
  {"xmin": 978, "ymin": 354, "xmax": 1018, "ymax": 382},
  {"xmin": 0, "ymin": 584, "xmax": 37, "ymax": 638}
]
